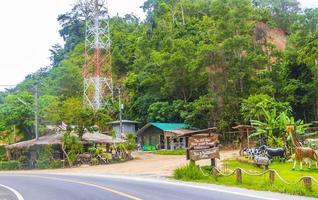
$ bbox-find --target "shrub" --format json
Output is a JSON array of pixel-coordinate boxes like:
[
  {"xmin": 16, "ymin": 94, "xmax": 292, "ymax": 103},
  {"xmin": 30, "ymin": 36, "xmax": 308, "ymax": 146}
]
[
  {"xmin": 0, "ymin": 146, "xmax": 7, "ymax": 161},
  {"xmin": 174, "ymin": 163, "xmax": 205, "ymax": 180},
  {"xmin": 38, "ymin": 145, "xmax": 53, "ymax": 160},
  {"xmin": 36, "ymin": 159, "xmax": 51, "ymax": 169},
  {"xmin": 18, "ymin": 156, "xmax": 29, "ymax": 169},
  {"xmin": 50, "ymin": 160, "xmax": 64, "ymax": 169},
  {"xmin": 36, "ymin": 159, "xmax": 64, "ymax": 169},
  {"xmin": 0, "ymin": 161, "xmax": 20, "ymax": 170},
  {"xmin": 90, "ymin": 158, "xmax": 99, "ymax": 166},
  {"xmin": 154, "ymin": 150, "xmax": 186, "ymax": 155},
  {"xmin": 62, "ymin": 133, "xmax": 83, "ymax": 167},
  {"xmin": 101, "ymin": 152, "xmax": 111, "ymax": 160},
  {"xmin": 88, "ymin": 145, "xmax": 97, "ymax": 156}
]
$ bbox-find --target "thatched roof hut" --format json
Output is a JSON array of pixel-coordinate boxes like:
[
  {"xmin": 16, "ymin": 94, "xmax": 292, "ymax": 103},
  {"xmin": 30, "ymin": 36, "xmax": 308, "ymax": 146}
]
[
  {"xmin": 6, "ymin": 132, "xmax": 125, "ymax": 150},
  {"xmin": 6, "ymin": 133, "xmax": 63, "ymax": 150},
  {"xmin": 82, "ymin": 132, "xmax": 125, "ymax": 144}
]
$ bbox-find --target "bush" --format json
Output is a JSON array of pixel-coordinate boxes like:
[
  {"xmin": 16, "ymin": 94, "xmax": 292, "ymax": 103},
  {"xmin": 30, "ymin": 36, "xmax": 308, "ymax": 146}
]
[
  {"xmin": 62, "ymin": 134, "xmax": 83, "ymax": 166},
  {"xmin": 38, "ymin": 145, "xmax": 53, "ymax": 160},
  {"xmin": 154, "ymin": 150, "xmax": 186, "ymax": 155},
  {"xmin": 18, "ymin": 156, "xmax": 29, "ymax": 169},
  {"xmin": 0, "ymin": 146, "xmax": 7, "ymax": 161},
  {"xmin": 36, "ymin": 159, "xmax": 51, "ymax": 169},
  {"xmin": 90, "ymin": 158, "xmax": 99, "ymax": 166},
  {"xmin": 0, "ymin": 161, "xmax": 20, "ymax": 170},
  {"xmin": 174, "ymin": 163, "xmax": 205, "ymax": 180},
  {"xmin": 36, "ymin": 159, "xmax": 64, "ymax": 169},
  {"xmin": 50, "ymin": 160, "xmax": 64, "ymax": 169}
]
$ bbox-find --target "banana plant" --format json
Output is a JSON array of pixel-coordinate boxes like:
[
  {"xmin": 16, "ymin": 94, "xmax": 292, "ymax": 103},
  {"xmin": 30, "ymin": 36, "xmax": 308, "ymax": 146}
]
[{"xmin": 250, "ymin": 105, "xmax": 314, "ymax": 144}]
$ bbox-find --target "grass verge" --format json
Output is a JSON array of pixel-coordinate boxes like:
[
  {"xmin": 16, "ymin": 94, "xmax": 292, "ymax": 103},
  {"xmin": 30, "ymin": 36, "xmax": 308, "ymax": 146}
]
[
  {"xmin": 153, "ymin": 149, "xmax": 186, "ymax": 155},
  {"xmin": 174, "ymin": 160, "xmax": 318, "ymax": 198}
]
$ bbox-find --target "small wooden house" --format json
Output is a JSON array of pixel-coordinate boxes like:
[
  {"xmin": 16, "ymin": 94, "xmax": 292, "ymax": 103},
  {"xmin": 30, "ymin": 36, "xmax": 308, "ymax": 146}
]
[
  {"xmin": 108, "ymin": 120, "xmax": 139, "ymax": 138},
  {"xmin": 137, "ymin": 122, "xmax": 193, "ymax": 150}
]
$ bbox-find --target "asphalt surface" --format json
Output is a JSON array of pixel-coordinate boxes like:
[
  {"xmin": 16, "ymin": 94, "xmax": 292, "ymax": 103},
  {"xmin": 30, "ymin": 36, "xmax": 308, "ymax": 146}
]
[
  {"xmin": 0, "ymin": 185, "xmax": 19, "ymax": 200},
  {"xmin": 0, "ymin": 174, "xmax": 315, "ymax": 200}
]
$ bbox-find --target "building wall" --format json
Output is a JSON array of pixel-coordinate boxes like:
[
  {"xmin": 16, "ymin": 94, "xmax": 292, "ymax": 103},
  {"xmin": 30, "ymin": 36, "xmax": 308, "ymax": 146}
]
[
  {"xmin": 112, "ymin": 123, "xmax": 137, "ymax": 138},
  {"xmin": 139, "ymin": 126, "xmax": 163, "ymax": 148}
]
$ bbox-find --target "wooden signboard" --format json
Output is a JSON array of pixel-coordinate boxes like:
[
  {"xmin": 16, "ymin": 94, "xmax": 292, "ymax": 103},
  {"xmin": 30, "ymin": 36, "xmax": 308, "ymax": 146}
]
[
  {"xmin": 189, "ymin": 147, "xmax": 220, "ymax": 161},
  {"xmin": 187, "ymin": 133, "xmax": 220, "ymax": 164},
  {"xmin": 188, "ymin": 135, "xmax": 219, "ymax": 150}
]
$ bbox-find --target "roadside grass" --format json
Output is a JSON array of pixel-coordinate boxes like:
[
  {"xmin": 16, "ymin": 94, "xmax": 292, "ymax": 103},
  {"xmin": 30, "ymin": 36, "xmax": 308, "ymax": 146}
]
[
  {"xmin": 153, "ymin": 149, "xmax": 186, "ymax": 155},
  {"xmin": 174, "ymin": 160, "xmax": 318, "ymax": 198}
]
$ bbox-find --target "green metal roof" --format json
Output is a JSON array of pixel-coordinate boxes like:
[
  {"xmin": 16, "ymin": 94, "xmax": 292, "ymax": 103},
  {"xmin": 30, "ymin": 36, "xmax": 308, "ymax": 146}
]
[{"xmin": 150, "ymin": 122, "xmax": 188, "ymax": 131}]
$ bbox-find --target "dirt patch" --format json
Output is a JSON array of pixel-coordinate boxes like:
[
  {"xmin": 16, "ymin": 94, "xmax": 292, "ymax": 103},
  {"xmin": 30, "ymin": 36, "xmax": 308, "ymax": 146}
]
[{"xmin": 1, "ymin": 150, "xmax": 239, "ymax": 177}]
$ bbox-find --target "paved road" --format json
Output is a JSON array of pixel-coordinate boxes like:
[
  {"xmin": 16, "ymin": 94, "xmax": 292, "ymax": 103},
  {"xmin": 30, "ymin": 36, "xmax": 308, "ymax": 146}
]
[{"xmin": 0, "ymin": 174, "xmax": 315, "ymax": 200}]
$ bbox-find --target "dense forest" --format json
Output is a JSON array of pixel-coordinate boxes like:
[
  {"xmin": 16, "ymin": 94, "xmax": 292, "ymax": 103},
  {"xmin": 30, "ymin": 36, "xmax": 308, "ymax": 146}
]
[{"xmin": 1, "ymin": 0, "xmax": 318, "ymax": 144}]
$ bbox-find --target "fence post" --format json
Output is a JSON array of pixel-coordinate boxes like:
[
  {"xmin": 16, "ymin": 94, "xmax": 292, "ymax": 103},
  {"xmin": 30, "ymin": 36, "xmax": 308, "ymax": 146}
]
[
  {"xmin": 212, "ymin": 167, "xmax": 218, "ymax": 181},
  {"xmin": 303, "ymin": 177, "xmax": 312, "ymax": 190},
  {"xmin": 236, "ymin": 168, "xmax": 242, "ymax": 184},
  {"xmin": 211, "ymin": 158, "xmax": 216, "ymax": 167},
  {"xmin": 269, "ymin": 170, "xmax": 275, "ymax": 184},
  {"xmin": 190, "ymin": 160, "xmax": 195, "ymax": 165}
]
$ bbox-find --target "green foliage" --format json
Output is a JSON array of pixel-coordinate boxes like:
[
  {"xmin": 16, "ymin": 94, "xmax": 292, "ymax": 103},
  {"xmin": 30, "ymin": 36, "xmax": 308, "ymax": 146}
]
[
  {"xmin": 174, "ymin": 163, "xmax": 205, "ymax": 180},
  {"xmin": 1, "ymin": 0, "xmax": 318, "ymax": 146},
  {"xmin": 253, "ymin": 0, "xmax": 301, "ymax": 32},
  {"xmin": 35, "ymin": 158, "xmax": 63, "ymax": 169},
  {"xmin": 37, "ymin": 145, "xmax": 53, "ymax": 160},
  {"xmin": 18, "ymin": 156, "xmax": 29, "ymax": 169},
  {"xmin": 50, "ymin": 160, "xmax": 64, "ymax": 169},
  {"xmin": 90, "ymin": 158, "xmax": 99, "ymax": 166},
  {"xmin": 0, "ymin": 161, "xmax": 20, "ymax": 170},
  {"xmin": 174, "ymin": 159, "xmax": 318, "ymax": 197},
  {"xmin": 183, "ymin": 95, "xmax": 216, "ymax": 129},
  {"xmin": 154, "ymin": 149, "xmax": 186, "ymax": 155},
  {"xmin": 148, "ymin": 100, "xmax": 187, "ymax": 123},
  {"xmin": 62, "ymin": 133, "xmax": 83, "ymax": 166},
  {"xmin": 0, "ymin": 146, "xmax": 6, "ymax": 161},
  {"xmin": 250, "ymin": 107, "xmax": 290, "ymax": 142},
  {"xmin": 0, "ymin": 92, "xmax": 35, "ymax": 140},
  {"xmin": 125, "ymin": 133, "xmax": 137, "ymax": 152},
  {"xmin": 35, "ymin": 159, "xmax": 51, "ymax": 169},
  {"xmin": 241, "ymin": 94, "xmax": 291, "ymax": 122}
]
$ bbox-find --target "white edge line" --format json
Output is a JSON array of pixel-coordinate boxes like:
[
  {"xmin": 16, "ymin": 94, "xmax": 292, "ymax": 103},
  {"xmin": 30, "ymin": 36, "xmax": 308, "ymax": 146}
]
[
  {"xmin": 6, "ymin": 173, "xmax": 278, "ymax": 200},
  {"xmin": 87, "ymin": 174, "xmax": 279, "ymax": 200},
  {"xmin": 0, "ymin": 184, "xmax": 24, "ymax": 200}
]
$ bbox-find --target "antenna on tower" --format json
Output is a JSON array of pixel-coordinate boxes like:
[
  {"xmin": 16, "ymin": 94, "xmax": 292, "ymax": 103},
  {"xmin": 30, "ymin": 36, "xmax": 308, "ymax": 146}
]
[{"xmin": 82, "ymin": 0, "xmax": 113, "ymax": 110}]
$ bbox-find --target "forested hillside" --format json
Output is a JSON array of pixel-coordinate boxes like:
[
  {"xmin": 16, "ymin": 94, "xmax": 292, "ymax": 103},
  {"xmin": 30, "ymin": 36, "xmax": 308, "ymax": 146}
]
[{"xmin": 1, "ymin": 0, "xmax": 318, "ymax": 143}]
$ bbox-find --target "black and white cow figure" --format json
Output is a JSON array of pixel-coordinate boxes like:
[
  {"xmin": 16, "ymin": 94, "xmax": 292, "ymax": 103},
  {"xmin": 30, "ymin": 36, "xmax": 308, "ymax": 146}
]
[
  {"xmin": 243, "ymin": 147, "xmax": 265, "ymax": 160},
  {"xmin": 259, "ymin": 145, "xmax": 286, "ymax": 161}
]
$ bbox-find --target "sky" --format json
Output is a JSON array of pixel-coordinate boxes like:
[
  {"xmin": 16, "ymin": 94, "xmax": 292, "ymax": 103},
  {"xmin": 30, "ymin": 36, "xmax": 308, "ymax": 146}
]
[{"xmin": 0, "ymin": 0, "xmax": 317, "ymax": 91}]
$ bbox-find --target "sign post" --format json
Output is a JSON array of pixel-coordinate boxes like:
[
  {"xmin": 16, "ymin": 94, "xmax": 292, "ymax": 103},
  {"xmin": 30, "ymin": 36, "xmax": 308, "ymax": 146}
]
[{"xmin": 186, "ymin": 130, "xmax": 220, "ymax": 167}]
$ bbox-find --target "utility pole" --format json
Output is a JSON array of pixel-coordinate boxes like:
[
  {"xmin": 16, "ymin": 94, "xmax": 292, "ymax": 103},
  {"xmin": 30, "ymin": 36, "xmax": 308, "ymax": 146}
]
[
  {"xmin": 34, "ymin": 84, "xmax": 39, "ymax": 140},
  {"xmin": 15, "ymin": 83, "xmax": 39, "ymax": 140},
  {"xmin": 118, "ymin": 86, "xmax": 123, "ymax": 137}
]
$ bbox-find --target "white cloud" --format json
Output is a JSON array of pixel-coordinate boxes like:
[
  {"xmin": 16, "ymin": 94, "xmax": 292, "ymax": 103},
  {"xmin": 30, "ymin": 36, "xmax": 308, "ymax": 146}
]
[{"xmin": 299, "ymin": 0, "xmax": 318, "ymax": 8}]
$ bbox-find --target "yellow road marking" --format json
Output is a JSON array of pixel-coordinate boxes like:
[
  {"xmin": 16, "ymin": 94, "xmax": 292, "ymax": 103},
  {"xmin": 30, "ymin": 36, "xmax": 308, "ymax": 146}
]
[{"xmin": 8, "ymin": 175, "xmax": 142, "ymax": 200}]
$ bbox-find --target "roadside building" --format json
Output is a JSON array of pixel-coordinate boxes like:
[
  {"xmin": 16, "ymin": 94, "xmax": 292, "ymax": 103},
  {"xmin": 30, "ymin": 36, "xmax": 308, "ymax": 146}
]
[
  {"xmin": 108, "ymin": 120, "xmax": 139, "ymax": 138},
  {"xmin": 137, "ymin": 122, "xmax": 194, "ymax": 150}
]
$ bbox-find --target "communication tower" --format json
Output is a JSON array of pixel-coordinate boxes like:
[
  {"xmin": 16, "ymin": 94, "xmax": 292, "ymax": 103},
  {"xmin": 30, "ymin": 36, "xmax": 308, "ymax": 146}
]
[{"xmin": 83, "ymin": 0, "xmax": 113, "ymax": 109}]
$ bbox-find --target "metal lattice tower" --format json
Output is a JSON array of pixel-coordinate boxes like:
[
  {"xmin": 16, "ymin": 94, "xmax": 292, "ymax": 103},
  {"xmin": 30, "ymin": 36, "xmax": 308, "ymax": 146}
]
[{"xmin": 83, "ymin": 0, "xmax": 113, "ymax": 110}]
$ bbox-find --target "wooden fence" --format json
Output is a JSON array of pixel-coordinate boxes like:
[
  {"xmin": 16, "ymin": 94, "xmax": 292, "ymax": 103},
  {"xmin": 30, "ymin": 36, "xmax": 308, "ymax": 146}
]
[{"xmin": 199, "ymin": 167, "xmax": 318, "ymax": 190}]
